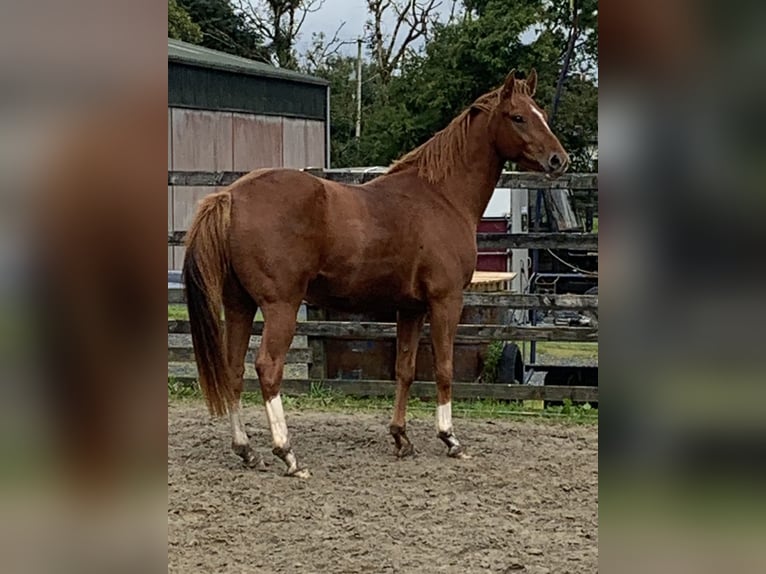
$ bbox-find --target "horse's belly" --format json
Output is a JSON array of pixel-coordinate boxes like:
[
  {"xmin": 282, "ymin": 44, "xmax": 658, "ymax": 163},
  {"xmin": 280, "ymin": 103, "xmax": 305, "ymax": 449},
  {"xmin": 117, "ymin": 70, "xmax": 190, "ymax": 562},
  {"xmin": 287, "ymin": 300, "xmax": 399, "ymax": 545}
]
[{"xmin": 305, "ymin": 270, "xmax": 425, "ymax": 313}]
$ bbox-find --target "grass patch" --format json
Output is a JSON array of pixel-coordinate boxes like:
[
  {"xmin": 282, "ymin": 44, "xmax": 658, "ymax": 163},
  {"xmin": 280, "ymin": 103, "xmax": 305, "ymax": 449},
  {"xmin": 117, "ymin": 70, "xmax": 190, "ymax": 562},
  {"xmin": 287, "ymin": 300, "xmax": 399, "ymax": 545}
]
[
  {"xmin": 168, "ymin": 305, "xmax": 188, "ymax": 320},
  {"xmin": 168, "ymin": 377, "xmax": 199, "ymax": 398},
  {"xmin": 168, "ymin": 379, "xmax": 597, "ymax": 424},
  {"xmin": 528, "ymin": 341, "xmax": 598, "ymax": 360},
  {"xmin": 168, "ymin": 305, "xmax": 264, "ymax": 321}
]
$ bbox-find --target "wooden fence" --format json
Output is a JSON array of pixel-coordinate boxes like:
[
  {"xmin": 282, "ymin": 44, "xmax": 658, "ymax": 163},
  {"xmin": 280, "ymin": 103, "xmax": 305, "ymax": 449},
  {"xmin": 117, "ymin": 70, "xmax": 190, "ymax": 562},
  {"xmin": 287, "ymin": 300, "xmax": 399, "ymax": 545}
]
[{"xmin": 168, "ymin": 169, "xmax": 598, "ymax": 404}]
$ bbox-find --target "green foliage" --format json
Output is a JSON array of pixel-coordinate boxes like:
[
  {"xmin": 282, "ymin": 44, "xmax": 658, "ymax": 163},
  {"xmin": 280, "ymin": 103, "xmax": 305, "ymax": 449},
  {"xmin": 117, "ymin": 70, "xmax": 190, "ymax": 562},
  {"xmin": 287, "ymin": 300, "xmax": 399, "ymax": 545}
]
[
  {"xmin": 179, "ymin": 0, "xmax": 270, "ymax": 62},
  {"xmin": 169, "ymin": 0, "xmax": 203, "ymax": 43},
  {"xmin": 319, "ymin": 0, "xmax": 597, "ymax": 171},
  {"xmin": 481, "ymin": 341, "xmax": 505, "ymax": 384},
  {"xmin": 308, "ymin": 380, "xmax": 341, "ymax": 405},
  {"xmin": 168, "ymin": 377, "xmax": 200, "ymax": 398}
]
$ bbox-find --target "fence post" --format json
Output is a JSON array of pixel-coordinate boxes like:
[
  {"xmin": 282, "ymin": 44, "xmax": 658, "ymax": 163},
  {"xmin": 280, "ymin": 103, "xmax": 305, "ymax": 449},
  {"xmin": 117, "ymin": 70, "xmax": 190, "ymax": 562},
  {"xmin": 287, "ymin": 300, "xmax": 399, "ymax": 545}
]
[{"xmin": 306, "ymin": 304, "xmax": 327, "ymax": 381}]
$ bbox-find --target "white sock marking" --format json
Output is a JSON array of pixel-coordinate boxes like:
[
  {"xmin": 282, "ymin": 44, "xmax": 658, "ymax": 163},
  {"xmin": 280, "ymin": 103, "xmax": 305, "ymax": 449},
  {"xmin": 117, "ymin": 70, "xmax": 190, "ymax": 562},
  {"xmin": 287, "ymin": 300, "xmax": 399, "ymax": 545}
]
[
  {"xmin": 265, "ymin": 394, "xmax": 289, "ymax": 449},
  {"xmin": 436, "ymin": 401, "xmax": 453, "ymax": 435},
  {"xmin": 229, "ymin": 400, "xmax": 249, "ymax": 446}
]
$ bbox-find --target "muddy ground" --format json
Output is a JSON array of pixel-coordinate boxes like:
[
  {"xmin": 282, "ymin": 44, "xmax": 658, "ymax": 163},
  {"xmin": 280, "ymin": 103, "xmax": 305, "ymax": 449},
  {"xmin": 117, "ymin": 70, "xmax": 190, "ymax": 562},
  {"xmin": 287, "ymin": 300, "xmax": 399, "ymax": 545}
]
[{"xmin": 168, "ymin": 400, "xmax": 597, "ymax": 573}]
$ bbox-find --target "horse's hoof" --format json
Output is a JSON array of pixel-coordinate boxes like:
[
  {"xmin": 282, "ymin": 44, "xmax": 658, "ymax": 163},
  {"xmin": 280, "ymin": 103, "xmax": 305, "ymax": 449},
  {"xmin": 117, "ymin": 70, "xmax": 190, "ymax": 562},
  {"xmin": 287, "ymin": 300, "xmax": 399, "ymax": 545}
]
[
  {"xmin": 448, "ymin": 445, "xmax": 471, "ymax": 459},
  {"xmin": 234, "ymin": 445, "xmax": 265, "ymax": 470},
  {"xmin": 286, "ymin": 468, "xmax": 311, "ymax": 479},
  {"xmin": 396, "ymin": 444, "xmax": 416, "ymax": 458}
]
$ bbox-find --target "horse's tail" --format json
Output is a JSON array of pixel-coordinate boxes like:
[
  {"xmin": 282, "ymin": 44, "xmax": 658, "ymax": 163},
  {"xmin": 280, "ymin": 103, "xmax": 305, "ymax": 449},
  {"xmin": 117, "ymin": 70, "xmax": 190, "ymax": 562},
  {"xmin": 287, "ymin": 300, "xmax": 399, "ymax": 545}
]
[{"xmin": 182, "ymin": 190, "xmax": 234, "ymax": 416}]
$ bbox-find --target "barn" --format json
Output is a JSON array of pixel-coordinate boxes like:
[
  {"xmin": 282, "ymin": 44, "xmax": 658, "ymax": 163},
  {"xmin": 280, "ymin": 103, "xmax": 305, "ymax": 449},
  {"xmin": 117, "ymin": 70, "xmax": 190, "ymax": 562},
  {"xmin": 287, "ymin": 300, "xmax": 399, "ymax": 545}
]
[{"xmin": 167, "ymin": 38, "xmax": 330, "ymax": 269}]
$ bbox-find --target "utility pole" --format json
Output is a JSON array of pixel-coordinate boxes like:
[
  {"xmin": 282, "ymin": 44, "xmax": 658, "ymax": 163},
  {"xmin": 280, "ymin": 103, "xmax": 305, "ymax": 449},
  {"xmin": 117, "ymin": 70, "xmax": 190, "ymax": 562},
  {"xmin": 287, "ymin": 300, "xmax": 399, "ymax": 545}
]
[{"xmin": 355, "ymin": 37, "xmax": 362, "ymax": 139}]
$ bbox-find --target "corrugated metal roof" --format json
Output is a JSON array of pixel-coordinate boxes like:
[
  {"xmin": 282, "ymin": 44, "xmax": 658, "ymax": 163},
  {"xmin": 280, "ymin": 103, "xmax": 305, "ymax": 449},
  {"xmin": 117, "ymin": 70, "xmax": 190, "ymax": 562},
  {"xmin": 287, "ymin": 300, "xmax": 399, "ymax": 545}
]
[{"xmin": 168, "ymin": 38, "xmax": 328, "ymax": 86}]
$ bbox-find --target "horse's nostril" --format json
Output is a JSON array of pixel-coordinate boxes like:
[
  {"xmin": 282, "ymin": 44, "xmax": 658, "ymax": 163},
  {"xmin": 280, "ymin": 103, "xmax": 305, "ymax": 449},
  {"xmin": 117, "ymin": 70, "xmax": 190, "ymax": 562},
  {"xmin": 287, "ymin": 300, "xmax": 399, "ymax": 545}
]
[{"xmin": 549, "ymin": 153, "xmax": 562, "ymax": 168}]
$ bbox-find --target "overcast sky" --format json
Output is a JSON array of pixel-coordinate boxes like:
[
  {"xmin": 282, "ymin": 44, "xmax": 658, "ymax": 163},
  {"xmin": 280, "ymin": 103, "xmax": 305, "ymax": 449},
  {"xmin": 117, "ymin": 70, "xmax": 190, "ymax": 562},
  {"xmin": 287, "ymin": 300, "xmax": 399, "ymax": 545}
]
[
  {"xmin": 294, "ymin": 0, "xmax": 541, "ymax": 61},
  {"xmin": 295, "ymin": 0, "xmax": 453, "ymax": 57},
  {"xmin": 299, "ymin": 0, "xmax": 369, "ymax": 45}
]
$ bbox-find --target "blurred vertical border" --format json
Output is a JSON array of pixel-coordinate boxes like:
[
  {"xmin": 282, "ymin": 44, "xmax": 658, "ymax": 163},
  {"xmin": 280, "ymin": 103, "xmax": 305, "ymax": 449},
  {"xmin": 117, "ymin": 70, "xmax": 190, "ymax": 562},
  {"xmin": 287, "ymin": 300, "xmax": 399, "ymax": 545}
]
[
  {"xmin": 599, "ymin": 0, "xmax": 766, "ymax": 572},
  {"xmin": 0, "ymin": 2, "xmax": 167, "ymax": 572}
]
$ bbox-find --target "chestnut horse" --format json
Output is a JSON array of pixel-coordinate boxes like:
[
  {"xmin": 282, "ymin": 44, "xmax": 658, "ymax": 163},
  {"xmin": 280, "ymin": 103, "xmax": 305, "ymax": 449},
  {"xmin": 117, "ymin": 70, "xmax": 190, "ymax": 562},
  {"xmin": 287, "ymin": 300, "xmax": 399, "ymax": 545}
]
[{"xmin": 183, "ymin": 69, "xmax": 568, "ymax": 477}]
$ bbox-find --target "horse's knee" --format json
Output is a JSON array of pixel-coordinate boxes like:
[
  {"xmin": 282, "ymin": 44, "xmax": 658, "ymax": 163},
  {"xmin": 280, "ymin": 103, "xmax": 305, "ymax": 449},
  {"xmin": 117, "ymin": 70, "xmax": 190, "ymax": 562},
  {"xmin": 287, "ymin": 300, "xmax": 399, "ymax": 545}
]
[
  {"xmin": 434, "ymin": 361, "xmax": 453, "ymax": 383},
  {"xmin": 230, "ymin": 366, "xmax": 246, "ymax": 394},
  {"xmin": 395, "ymin": 365, "xmax": 415, "ymax": 384},
  {"xmin": 256, "ymin": 356, "xmax": 284, "ymax": 398},
  {"xmin": 255, "ymin": 355, "xmax": 269, "ymax": 378}
]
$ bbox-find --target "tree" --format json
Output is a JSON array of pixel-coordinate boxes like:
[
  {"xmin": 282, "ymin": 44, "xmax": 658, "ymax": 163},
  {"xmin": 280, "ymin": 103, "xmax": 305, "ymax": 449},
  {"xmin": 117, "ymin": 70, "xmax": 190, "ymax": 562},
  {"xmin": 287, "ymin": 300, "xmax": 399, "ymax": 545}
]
[
  {"xmin": 238, "ymin": 0, "xmax": 326, "ymax": 69},
  {"xmin": 352, "ymin": 0, "xmax": 541, "ymax": 166},
  {"xmin": 301, "ymin": 25, "xmax": 356, "ymax": 74},
  {"xmin": 169, "ymin": 0, "xmax": 204, "ymax": 43},
  {"xmin": 365, "ymin": 0, "xmax": 444, "ymax": 86},
  {"xmin": 305, "ymin": 0, "xmax": 597, "ymax": 171},
  {"xmin": 363, "ymin": 0, "xmax": 596, "ymax": 170},
  {"xmin": 309, "ymin": 55, "xmax": 386, "ymax": 166},
  {"xmin": 539, "ymin": 0, "xmax": 598, "ymax": 81},
  {"xmin": 179, "ymin": 0, "xmax": 269, "ymax": 62}
]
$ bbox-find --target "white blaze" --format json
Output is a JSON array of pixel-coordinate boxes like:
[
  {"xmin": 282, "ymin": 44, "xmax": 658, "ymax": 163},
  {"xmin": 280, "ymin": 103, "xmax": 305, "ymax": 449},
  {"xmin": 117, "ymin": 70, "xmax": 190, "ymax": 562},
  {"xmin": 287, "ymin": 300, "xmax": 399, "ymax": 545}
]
[
  {"xmin": 436, "ymin": 401, "xmax": 453, "ymax": 435},
  {"xmin": 229, "ymin": 400, "xmax": 249, "ymax": 446},
  {"xmin": 265, "ymin": 394, "xmax": 289, "ymax": 449},
  {"xmin": 529, "ymin": 104, "xmax": 552, "ymax": 130}
]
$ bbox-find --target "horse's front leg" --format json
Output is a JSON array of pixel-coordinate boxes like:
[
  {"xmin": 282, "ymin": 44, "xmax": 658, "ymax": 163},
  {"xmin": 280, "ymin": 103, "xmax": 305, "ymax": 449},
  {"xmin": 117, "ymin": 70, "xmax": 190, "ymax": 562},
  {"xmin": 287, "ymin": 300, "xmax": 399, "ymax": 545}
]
[
  {"xmin": 429, "ymin": 294, "xmax": 470, "ymax": 458},
  {"xmin": 389, "ymin": 309, "xmax": 426, "ymax": 457}
]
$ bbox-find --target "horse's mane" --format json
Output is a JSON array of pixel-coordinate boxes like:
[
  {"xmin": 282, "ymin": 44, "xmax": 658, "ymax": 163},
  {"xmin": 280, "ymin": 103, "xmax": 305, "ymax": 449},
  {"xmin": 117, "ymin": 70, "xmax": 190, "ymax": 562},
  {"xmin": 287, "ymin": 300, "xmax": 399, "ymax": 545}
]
[{"xmin": 389, "ymin": 79, "xmax": 533, "ymax": 183}]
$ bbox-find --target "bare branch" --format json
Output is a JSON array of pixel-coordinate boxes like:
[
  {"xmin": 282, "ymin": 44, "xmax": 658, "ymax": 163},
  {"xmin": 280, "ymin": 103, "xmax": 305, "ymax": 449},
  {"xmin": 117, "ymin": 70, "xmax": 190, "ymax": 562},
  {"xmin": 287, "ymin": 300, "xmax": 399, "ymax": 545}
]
[
  {"xmin": 551, "ymin": 0, "xmax": 580, "ymax": 126},
  {"xmin": 238, "ymin": 0, "xmax": 324, "ymax": 68},
  {"xmin": 296, "ymin": 0, "xmax": 325, "ymax": 34},
  {"xmin": 366, "ymin": 0, "xmax": 442, "ymax": 84},
  {"xmin": 447, "ymin": 0, "xmax": 459, "ymax": 23},
  {"xmin": 385, "ymin": 2, "xmax": 409, "ymax": 64},
  {"xmin": 302, "ymin": 22, "xmax": 355, "ymax": 72}
]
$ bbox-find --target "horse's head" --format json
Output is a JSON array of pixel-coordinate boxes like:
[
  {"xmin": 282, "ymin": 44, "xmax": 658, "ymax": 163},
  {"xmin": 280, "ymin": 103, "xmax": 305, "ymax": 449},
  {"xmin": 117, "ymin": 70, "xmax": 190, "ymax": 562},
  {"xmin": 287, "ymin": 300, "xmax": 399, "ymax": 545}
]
[{"xmin": 490, "ymin": 69, "xmax": 569, "ymax": 176}]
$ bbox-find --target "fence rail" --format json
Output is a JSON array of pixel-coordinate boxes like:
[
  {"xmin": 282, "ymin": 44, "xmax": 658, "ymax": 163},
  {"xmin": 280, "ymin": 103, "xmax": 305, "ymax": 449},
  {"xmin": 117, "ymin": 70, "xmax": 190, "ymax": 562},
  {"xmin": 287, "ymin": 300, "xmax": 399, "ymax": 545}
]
[
  {"xmin": 169, "ymin": 375, "xmax": 598, "ymax": 403},
  {"xmin": 168, "ymin": 287, "xmax": 598, "ymax": 311},
  {"xmin": 168, "ymin": 318, "xmax": 597, "ymax": 342},
  {"xmin": 168, "ymin": 347, "xmax": 312, "ymax": 365},
  {"xmin": 168, "ymin": 169, "xmax": 598, "ymax": 190},
  {"xmin": 168, "ymin": 230, "xmax": 598, "ymax": 250}
]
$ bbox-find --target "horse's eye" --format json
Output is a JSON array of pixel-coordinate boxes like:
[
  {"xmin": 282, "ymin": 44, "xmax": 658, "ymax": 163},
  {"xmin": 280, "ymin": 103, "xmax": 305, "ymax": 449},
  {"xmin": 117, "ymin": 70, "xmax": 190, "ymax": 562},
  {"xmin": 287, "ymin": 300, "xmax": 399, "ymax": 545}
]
[{"xmin": 511, "ymin": 115, "xmax": 524, "ymax": 123}]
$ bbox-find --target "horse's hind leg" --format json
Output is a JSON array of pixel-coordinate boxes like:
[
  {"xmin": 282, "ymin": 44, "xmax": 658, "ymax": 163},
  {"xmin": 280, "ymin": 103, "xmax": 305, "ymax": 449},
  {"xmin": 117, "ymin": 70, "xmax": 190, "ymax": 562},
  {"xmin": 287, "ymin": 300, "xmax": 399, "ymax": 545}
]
[
  {"xmin": 223, "ymin": 282, "xmax": 264, "ymax": 469},
  {"xmin": 256, "ymin": 301, "xmax": 308, "ymax": 478}
]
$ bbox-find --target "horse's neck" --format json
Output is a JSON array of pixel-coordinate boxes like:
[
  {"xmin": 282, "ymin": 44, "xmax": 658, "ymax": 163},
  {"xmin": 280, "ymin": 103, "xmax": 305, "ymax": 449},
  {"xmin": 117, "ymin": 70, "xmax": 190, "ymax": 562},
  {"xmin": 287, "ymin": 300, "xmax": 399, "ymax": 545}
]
[{"xmin": 441, "ymin": 116, "xmax": 503, "ymax": 224}]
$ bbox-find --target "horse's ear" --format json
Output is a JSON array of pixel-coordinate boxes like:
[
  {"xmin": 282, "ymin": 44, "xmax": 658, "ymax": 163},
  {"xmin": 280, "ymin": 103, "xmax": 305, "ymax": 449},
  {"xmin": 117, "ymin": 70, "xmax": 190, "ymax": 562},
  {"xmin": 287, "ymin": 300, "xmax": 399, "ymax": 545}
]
[
  {"xmin": 526, "ymin": 69, "xmax": 537, "ymax": 97},
  {"xmin": 501, "ymin": 69, "xmax": 517, "ymax": 99}
]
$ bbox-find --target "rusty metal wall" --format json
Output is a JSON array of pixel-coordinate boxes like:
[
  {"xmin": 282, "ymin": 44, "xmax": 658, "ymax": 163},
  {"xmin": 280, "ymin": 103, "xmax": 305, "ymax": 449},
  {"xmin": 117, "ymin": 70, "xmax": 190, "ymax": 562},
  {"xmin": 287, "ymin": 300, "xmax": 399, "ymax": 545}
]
[
  {"xmin": 322, "ymin": 306, "xmax": 510, "ymax": 383},
  {"xmin": 477, "ymin": 217, "xmax": 509, "ymax": 272}
]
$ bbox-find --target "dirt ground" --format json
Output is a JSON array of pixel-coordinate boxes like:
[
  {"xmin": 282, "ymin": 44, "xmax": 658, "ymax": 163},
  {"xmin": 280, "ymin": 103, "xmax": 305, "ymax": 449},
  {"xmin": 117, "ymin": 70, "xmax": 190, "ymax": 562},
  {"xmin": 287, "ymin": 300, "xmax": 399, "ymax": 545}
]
[{"xmin": 168, "ymin": 400, "xmax": 598, "ymax": 574}]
